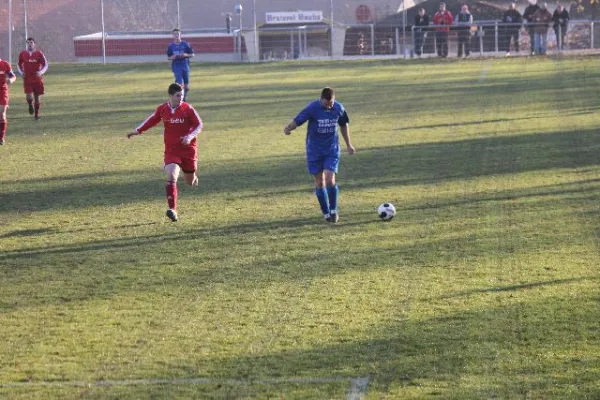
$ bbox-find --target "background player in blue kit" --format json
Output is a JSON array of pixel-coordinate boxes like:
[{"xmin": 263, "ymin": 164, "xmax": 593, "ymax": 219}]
[
  {"xmin": 283, "ymin": 87, "xmax": 356, "ymax": 223},
  {"xmin": 167, "ymin": 28, "xmax": 194, "ymax": 102}
]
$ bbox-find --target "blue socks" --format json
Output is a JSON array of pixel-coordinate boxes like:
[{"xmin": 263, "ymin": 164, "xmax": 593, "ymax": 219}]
[
  {"xmin": 315, "ymin": 187, "xmax": 329, "ymax": 216},
  {"xmin": 315, "ymin": 185, "xmax": 339, "ymax": 216},
  {"xmin": 326, "ymin": 185, "xmax": 338, "ymax": 213}
]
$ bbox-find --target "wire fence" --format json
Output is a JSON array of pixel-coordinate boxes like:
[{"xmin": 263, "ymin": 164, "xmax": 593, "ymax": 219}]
[{"xmin": 1, "ymin": 0, "xmax": 599, "ymax": 64}]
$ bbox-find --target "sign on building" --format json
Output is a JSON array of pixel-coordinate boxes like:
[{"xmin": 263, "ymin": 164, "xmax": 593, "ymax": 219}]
[{"xmin": 265, "ymin": 11, "xmax": 324, "ymax": 24}]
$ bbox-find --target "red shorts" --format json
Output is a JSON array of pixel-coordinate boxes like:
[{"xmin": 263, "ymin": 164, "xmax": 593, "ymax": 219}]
[
  {"xmin": 0, "ymin": 90, "xmax": 8, "ymax": 106},
  {"xmin": 164, "ymin": 148, "xmax": 197, "ymax": 173},
  {"xmin": 23, "ymin": 81, "xmax": 44, "ymax": 95}
]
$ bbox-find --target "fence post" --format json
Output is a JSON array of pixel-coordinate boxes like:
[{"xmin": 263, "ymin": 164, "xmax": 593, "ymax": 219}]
[
  {"xmin": 370, "ymin": 24, "xmax": 375, "ymax": 55},
  {"xmin": 591, "ymin": 22, "xmax": 595, "ymax": 50},
  {"xmin": 479, "ymin": 26, "xmax": 484, "ymax": 55},
  {"xmin": 495, "ymin": 21, "xmax": 498, "ymax": 53}
]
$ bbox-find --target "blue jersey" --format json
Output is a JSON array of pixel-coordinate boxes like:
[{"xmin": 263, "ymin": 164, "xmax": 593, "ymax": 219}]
[
  {"xmin": 167, "ymin": 41, "xmax": 194, "ymax": 70},
  {"xmin": 294, "ymin": 100, "xmax": 350, "ymax": 159}
]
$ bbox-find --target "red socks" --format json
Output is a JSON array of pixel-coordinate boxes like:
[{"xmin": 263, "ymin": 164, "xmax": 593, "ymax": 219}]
[
  {"xmin": 0, "ymin": 120, "xmax": 6, "ymax": 140},
  {"xmin": 166, "ymin": 182, "xmax": 177, "ymax": 210},
  {"xmin": 34, "ymin": 95, "xmax": 40, "ymax": 116}
]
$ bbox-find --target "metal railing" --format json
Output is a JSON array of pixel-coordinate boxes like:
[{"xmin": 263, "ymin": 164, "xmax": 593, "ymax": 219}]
[{"xmin": 409, "ymin": 20, "xmax": 593, "ymax": 58}]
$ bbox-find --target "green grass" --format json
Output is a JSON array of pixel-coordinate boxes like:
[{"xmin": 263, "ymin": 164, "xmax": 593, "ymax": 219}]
[{"xmin": 1, "ymin": 57, "xmax": 599, "ymax": 399}]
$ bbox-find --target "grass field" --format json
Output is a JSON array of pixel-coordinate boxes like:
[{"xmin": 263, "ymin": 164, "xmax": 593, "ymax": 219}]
[{"xmin": 1, "ymin": 56, "xmax": 600, "ymax": 399}]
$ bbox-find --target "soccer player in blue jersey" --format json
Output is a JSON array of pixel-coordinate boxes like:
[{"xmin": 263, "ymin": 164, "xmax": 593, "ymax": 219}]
[
  {"xmin": 284, "ymin": 87, "xmax": 355, "ymax": 223},
  {"xmin": 167, "ymin": 28, "xmax": 194, "ymax": 102}
]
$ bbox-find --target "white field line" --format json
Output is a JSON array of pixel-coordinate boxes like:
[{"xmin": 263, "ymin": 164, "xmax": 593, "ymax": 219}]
[
  {"xmin": 347, "ymin": 377, "xmax": 370, "ymax": 400},
  {"xmin": 0, "ymin": 376, "xmax": 370, "ymax": 398},
  {"xmin": 478, "ymin": 60, "xmax": 492, "ymax": 83},
  {"xmin": 115, "ymin": 68, "xmax": 140, "ymax": 75}
]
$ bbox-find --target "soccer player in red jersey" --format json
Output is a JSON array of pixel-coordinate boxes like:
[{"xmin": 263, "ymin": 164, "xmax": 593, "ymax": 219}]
[
  {"xmin": 17, "ymin": 37, "xmax": 48, "ymax": 120},
  {"xmin": 127, "ymin": 83, "xmax": 204, "ymax": 222},
  {"xmin": 0, "ymin": 58, "xmax": 17, "ymax": 145}
]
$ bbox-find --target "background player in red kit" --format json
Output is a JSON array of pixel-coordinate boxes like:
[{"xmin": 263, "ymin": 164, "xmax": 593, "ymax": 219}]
[
  {"xmin": 18, "ymin": 37, "xmax": 48, "ymax": 120},
  {"xmin": 127, "ymin": 83, "xmax": 204, "ymax": 222},
  {"xmin": 0, "ymin": 58, "xmax": 17, "ymax": 145}
]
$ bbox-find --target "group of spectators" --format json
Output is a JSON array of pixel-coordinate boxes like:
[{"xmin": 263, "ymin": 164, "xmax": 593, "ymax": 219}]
[{"xmin": 413, "ymin": 1, "xmax": 570, "ymax": 58}]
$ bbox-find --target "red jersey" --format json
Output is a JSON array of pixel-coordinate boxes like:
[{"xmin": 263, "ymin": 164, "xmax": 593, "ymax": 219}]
[
  {"xmin": 433, "ymin": 10, "xmax": 454, "ymax": 31},
  {"xmin": 0, "ymin": 59, "xmax": 15, "ymax": 92},
  {"xmin": 17, "ymin": 50, "xmax": 48, "ymax": 84},
  {"xmin": 136, "ymin": 102, "xmax": 203, "ymax": 151}
]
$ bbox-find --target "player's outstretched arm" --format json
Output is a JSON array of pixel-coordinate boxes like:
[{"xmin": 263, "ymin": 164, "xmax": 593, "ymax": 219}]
[
  {"xmin": 127, "ymin": 130, "xmax": 141, "ymax": 139},
  {"xmin": 283, "ymin": 120, "xmax": 297, "ymax": 135}
]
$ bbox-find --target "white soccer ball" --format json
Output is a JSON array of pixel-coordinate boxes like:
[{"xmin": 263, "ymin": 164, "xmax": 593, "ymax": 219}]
[{"xmin": 378, "ymin": 202, "xmax": 396, "ymax": 221}]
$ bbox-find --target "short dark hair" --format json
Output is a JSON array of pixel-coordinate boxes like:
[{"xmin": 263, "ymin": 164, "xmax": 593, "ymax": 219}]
[
  {"xmin": 321, "ymin": 87, "xmax": 335, "ymax": 101},
  {"xmin": 172, "ymin": 28, "xmax": 181, "ymax": 33},
  {"xmin": 26, "ymin": 37, "xmax": 35, "ymax": 42},
  {"xmin": 168, "ymin": 83, "xmax": 183, "ymax": 95}
]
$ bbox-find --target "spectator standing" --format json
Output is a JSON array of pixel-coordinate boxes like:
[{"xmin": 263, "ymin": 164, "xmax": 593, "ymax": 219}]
[
  {"xmin": 552, "ymin": 4, "xmax": 570, "ymax": 50},
  {"xmin": 414, "ymin": 8, "xmax": 430, "ymax": 57},
  {"xmin": 455, "ymin": 5, "xmax": 473, "ymax": 57},
  {"xmin": 357, "ymin": 32, "xmax": 366, "ymax": 55},
  {"xmin": 523, "ymin": 0, "xmax": 541, "ymax": 55},
  {"xmin": 433, "ymin": 2, "xmax": 454, "ymax": 57},
  {"xmin": 533, "ymin": 3, "xmax": 552, "ymax": 55},
  {"xmin": 502, "ymin": 2, "xmax": 523, "ymax": 55}
]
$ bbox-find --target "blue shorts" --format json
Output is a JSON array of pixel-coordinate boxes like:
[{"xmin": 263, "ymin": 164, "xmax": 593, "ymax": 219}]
[
  {"xmin": 307, "ymin": 154, "xmax": 339, "ymax": 175},
  {"xmin": 172, "ymin": 68, "xmax": 190, "ymax": 85}
]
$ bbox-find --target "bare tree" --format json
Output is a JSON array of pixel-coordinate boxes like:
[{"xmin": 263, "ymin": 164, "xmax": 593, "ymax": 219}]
[{"xmin": 105, "ymin": 0, "xmax": 177, "ymax": 31}]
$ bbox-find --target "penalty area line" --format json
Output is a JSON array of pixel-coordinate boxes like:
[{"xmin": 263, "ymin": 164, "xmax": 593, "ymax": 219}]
[{"xmin": 1, "ymin": 376, "xmax": 370, "ymax": 398}]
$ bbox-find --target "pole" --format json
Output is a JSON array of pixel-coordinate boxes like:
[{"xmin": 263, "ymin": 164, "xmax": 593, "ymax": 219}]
[
  {"xmin": 101, "ymin": 0, "xmax": 106, "ymax": 64},
  {"xmin": 8, "ymin": 0, "xmax": 12, "ymax": 64},
  {"xmin": 253, "ymin": 0, "xmax": 258, "ymax": 61},
  {"xmin": 235, "ymin": 4, "xmax": 243, "ymax": 61},
  {"xmin": 239, "ymin": 10, "xmax": 243, "ymax": 61},
  {"xmin": 176, "ymin": 0, "xmax": 180, "ymax": 29},
  {"xmin": 330, "ymin": 0, "xmax": 334, "ymax": 57},
  {"xmin": 402, "ymin": 0, "xmax": 407, "ymax": 58},
  {"xmin": 23, "ymin": 0, "xmax": 28, "ymax": 43}
]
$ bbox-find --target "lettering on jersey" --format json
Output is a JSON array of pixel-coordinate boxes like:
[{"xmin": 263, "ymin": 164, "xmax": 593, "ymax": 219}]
[
  {"xmin": 170, "ymin": 118, "xmax": 185, "ymax": 124},
  {"xmin": 317, "ymin": 118, "xmax": 338, "ymax": 134}
]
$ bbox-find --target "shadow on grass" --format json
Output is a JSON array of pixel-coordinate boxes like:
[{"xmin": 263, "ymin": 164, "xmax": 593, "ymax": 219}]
[
  {"xmin": 2, "ymin": 128, "xmax": 599, "ymax": 213},
  {"xmin": 0, "ymin": 227, "xmax": 57, "ymax": 239},
  {"xmin": 0, "ymin": 176, "xmax": 597, "ymax": 309},
  {"xmin": 435, "ymin": 276, "xmax": 600, "ymax": 299},
  {"xmin": 10, "ymin": 291, "xmax": 596, "ymax": 398},
  {"xmin": 201, "ymin": 295, "xmax": 600, "ymax": 398}
]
